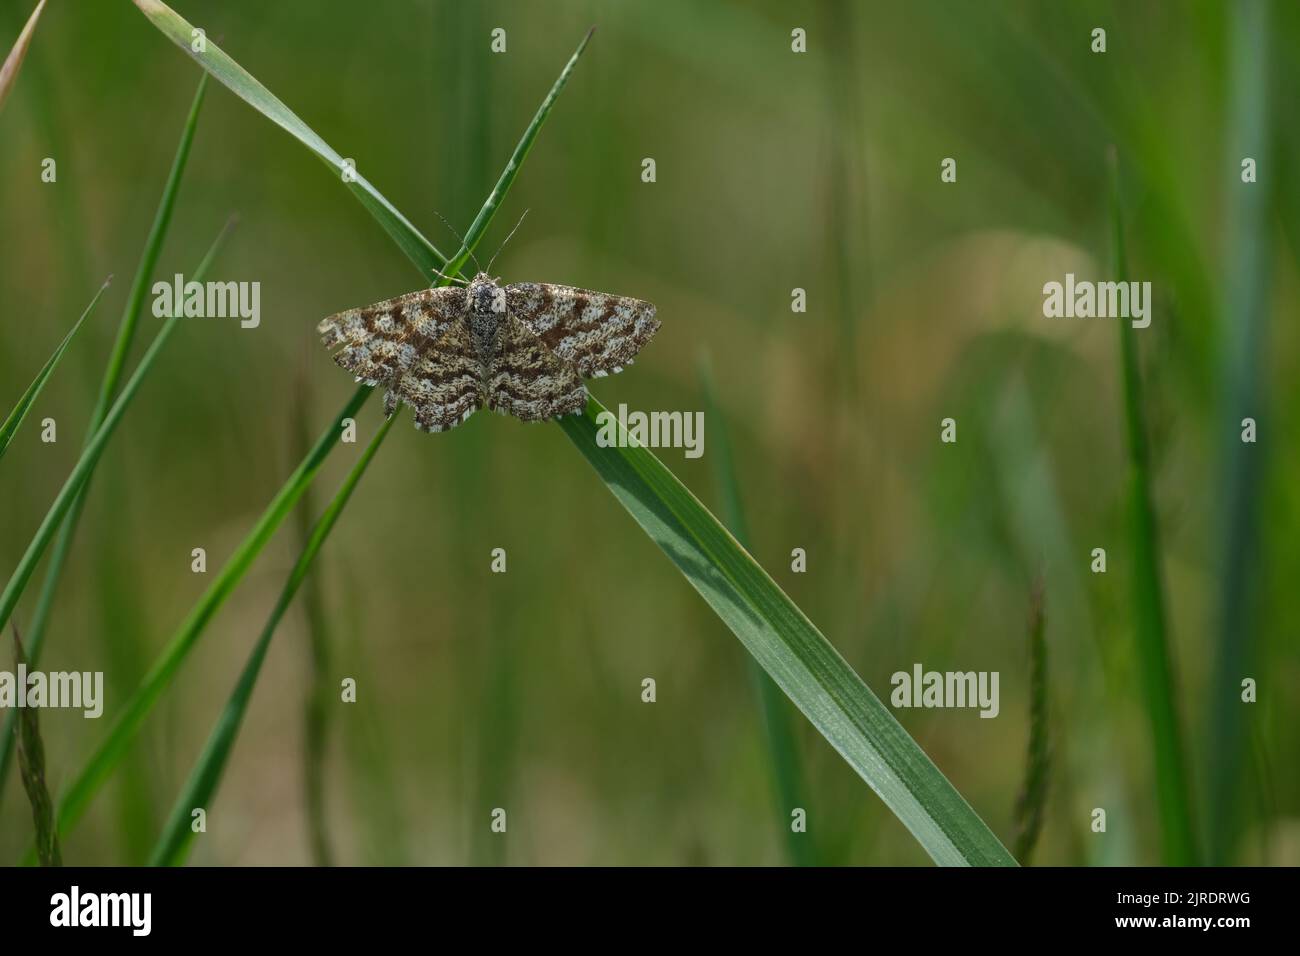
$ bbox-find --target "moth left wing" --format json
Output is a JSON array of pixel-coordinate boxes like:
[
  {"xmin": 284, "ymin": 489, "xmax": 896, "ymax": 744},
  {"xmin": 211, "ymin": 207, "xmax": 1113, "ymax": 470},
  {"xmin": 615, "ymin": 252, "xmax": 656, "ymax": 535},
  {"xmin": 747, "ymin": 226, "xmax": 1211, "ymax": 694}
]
[
  {"xmin": 506, "ymin": 282, "xmax": 658, "ymax": 379},
  {"xmin": 385, "ymin": 318, "xmax": 485, "ymax": 433},
  {"xmin": 317, "ymin": 285, "xmax": 467, "ymax": 386}
]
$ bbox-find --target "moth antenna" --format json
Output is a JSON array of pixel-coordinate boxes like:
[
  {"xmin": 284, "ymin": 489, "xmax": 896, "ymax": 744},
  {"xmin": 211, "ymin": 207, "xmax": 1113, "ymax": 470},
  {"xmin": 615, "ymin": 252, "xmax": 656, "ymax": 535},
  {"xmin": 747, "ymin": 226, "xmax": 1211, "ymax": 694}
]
[
  {"xmin": 432, "ymin": 210, "xmax": 483, "ymax": 274},
  {"xmin": 429, "ymin": 265, "xmax": 469, "ymax": 287},
  {"xmin": 486, "ymin": 209, "xmax": 529, "ymax": 275}
]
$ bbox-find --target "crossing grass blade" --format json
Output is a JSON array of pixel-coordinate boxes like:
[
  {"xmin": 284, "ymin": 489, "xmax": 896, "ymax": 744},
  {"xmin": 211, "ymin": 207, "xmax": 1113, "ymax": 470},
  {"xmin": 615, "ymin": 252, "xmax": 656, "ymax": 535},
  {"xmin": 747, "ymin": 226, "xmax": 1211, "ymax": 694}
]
[
  {"xmin": 131, "ymin": 0, "xmax": 448, "ymax": 279},
  {"xmin": 438, "ymin": 26, "xmax": 594, "ymax": 280},
  {"xmin": 0, "ymin": 0, "xmax": 46, "ymax": 113},
  {"xmin": 1108, "ymin": 148, "xmax": 1198, "ymax": 865},
  {"xmin": 112, "ymin": 10, "xmax": 1008, "ymax": 865},
  {"xmin": 0, "ymin": 221, "xmax": 234, "ymax": 660},
  {"xmin": 557, "ymin": 399, "xmax": 1016, "ymax": 866},
  {"xmin": 43, "ymin": 379, "xmax": 363, "ymax": 848},
  {"xmin": 0, "ymin": 76, "xmax": 209, "ymax": 805},
  {"xmin": 0, "ymin": 276, "xmax": 109, "ymax": 462},
  {"xmin": 133, "ymin": 0, "xmax": 591, "ymax": 284},
  {"xmin": 48, "ymin": 24, "xmax": 594, "ymax": 852},
  {"xmin": 0, "ymin": 235, "xmax": 229, "ymax": 635},
  {"xmin": 146, "ymin": 26, "xmax": 594, "ymax": 863},
  {"xmin": 148, "ymin": 413, "xmax": 398, "ymax": 867}
]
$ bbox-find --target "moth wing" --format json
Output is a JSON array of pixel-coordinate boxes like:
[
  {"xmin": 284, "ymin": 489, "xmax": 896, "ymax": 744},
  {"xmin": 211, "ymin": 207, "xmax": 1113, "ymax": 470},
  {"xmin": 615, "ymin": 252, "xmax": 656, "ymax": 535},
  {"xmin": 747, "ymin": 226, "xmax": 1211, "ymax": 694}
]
[
  {"xmin": 318, "ymin": 285, "xmax": 467, "ymax": 386},
  {"xmin": 505, "ymin": 282, "xmax": 658, "ymax": 379},
  {"xmin": 384, "ymin": 317, "xmax": 485, "ymax": 433},
  {"xmin": 486, "ymin": 314, "xmax": 588, "ymax": 422}
]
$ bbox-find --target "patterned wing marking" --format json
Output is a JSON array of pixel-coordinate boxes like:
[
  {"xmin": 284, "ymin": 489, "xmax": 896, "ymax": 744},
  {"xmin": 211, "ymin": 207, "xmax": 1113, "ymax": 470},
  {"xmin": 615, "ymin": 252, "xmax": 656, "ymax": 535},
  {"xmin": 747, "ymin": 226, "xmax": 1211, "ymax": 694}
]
[
  {"xmin": 486, "ymin": 315, "xmax": 588, "ymax": 422},
  {"xmin": 317, "ymin": 285, "xmax": 467, "ymax": 386},
  {"xmin": 505, "ymin": 282, "xmax": 658, "ymax": 379},
  {"xmin": 382, "ymin": 318, "xmax": 485, "ymax": 433}
]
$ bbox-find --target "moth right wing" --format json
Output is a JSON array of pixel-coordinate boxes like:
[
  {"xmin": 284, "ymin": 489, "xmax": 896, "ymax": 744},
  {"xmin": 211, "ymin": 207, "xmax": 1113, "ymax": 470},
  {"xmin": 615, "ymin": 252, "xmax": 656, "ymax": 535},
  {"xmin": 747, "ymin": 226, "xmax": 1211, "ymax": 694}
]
[
  {"xmin": 317, "ymin": 285, "xmax": 467, "ymax": 386},
  {"xmin": 486, "ymin": 315, "xmax": 588, "ymax": 422}
]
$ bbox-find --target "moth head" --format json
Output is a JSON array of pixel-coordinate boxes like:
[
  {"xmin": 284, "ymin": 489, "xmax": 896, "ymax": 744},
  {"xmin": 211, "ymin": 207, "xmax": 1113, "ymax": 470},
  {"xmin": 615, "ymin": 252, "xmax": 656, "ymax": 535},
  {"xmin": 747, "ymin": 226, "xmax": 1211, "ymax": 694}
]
[{"xmin": 468, "ymin": 272, "xmax": 505, "ymax": 314}]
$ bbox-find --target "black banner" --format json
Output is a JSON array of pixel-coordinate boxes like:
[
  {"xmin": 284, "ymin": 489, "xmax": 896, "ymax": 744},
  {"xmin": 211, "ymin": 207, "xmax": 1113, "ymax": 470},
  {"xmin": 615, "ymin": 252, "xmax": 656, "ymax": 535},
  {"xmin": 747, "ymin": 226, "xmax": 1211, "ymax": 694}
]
[{"xmin": 0, "ymin": 866, "xmax": 1284, "ymax": 941}]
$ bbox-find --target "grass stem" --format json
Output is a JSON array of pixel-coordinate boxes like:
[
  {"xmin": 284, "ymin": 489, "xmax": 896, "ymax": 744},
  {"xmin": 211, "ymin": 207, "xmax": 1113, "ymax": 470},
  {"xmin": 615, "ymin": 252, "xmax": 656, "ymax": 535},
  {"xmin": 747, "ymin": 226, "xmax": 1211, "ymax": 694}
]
[{"xmin": 1108, "ymin": 148, "xmax": 1197, "ymax": 865}]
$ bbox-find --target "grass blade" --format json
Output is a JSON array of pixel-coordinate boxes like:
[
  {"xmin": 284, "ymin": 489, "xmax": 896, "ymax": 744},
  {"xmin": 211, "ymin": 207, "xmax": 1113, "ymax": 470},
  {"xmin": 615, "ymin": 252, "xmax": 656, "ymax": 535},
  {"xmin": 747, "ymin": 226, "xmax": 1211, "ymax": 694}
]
[
  {"xmin": 0, "ymin": 76, "xmax": 209, "ymax": 803},
  {"xmin": 1108, "ymin": 148, "xmax": 1198, "ymax": 865},
  {"xmin": 149, "ymin": 414, "xmax": 398, "ymax": 867},
  {"xmin": 139, "ymin": 28, "xmax": 596, "ymax": 864},
  {"xmin": 48, "ymin": 22, "xmax": 595, "ymax": 852},
  {"xmin": 698, "ymin": 356, "xmax": 818, "ymax": 866},
  {"xmin": 90, "ymin": 73, "xmax": 209, "ymax": 436},
  {"xmin": 291, "ymin": 381, "xmax": 336, "ymax": 867},
  {"xmin": 442, "ymin": 26, "xmax": 593, "ymax": 279},
  {"xmin": 11, "ymin": 624, "xmax": 61, "ymax": 866},
  {"xmin": 0, "ymin": 222, "xmax": 233, "ymax": 643},
  {"xmin": 0, "ymin": 276, "xmax": 109, "ymax": 462},
  {"xmin": 109, "ymin": 17, "xmax": 1006, "ymax": 865},
  {"xmin": 1012, "ymin": 579, "xmax": 1049, "ymax": 864},
  {"xmin": 124, "ymin": 12, "xmax": 1003, "ymax": 863},
  {"xmin": 46, "ymin": 382, "xmax": 362, "ymax": 845},
  {"xmin": 131, "ymin": 0, "xmax": 447, "ymax": 280},
  {"xmin": 1207, "ymin": 0, "xmax": 1273, "ymax": 865},
  {"xmin": 557, "ymin": 398, "xmax": 1016, "ymax": 867},
  {"xmin": 0, "ymin": 0, "xmax": 46, "ymax": 113}
]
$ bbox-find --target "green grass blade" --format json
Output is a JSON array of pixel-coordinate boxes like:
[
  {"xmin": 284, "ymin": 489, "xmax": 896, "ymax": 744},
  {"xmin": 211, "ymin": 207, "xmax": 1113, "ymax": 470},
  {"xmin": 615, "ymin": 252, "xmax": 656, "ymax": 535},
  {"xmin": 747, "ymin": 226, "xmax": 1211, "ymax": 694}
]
[
  {"xmin": 149, "ymin": 413, "xmax": 397, "ymax": 867},
  {"xmin": 557, "ymin": 397, "xmax": 1016, "ymax": 867},
  {"xmin": 142, "ymin": 28, "xmax": 596, "ymax": 864},
  {"xmin": 291, "ymin": 381, "xmax": 336, "ymax": 867},
  {"xmin": 11, "ymin": 624, "xmax": 61, "ymax": 866},
  {"xmin": 97, "ymin": 17, "xmax": 1002, "ymax": 867},
  {"xmin": 698, "ymin": 357, "xmax": 818, "ymax": 866},
  {"xmin": 11, "ymin": 222, "xmax": 233, "ymax": 859},
  {"xmin": 131, "ymin": 4, "xmax": 588, "ymax": 297},
  {"xmin": 442, "ymin": 26, "xmax": 593, "ymax": 278},
  {"xmin": 0, "ymin": 0, "xmax": 46, "ymax": 113},
  {"xmin": 0, "ymin": 276, "xmax": 109, "ymax": 462},
  {"xmin": 1108, "ymin": 148, "xmax": 1198, "ymax": 865},
  {"xmin": 19, "ymin": 73, "xmax": 205, "ymax": 632},
  {"xmin": 48, "ymin": 26, "xmax": 596, "ymax": 853},
  {"xmin": 92, "ymin": 73, "xmax": 209, "ymax": 432},
  {"xmin": 0, "ymin": 77, "xmax": 209, "ymax": 805},
  {"xmin": 0, "ymin": 222, "xmax": 233, "ymax": 643},
  {"xmin": 1207, "ymin": 0, "xmax": 1273, "ymax": 865},
  {"xmin": 47, "ymin": 383, "xmax": 364, "ymax": 845},
  {"xmin": 131, "ymin": 0, "xmax": 447, "ymax": 280}
]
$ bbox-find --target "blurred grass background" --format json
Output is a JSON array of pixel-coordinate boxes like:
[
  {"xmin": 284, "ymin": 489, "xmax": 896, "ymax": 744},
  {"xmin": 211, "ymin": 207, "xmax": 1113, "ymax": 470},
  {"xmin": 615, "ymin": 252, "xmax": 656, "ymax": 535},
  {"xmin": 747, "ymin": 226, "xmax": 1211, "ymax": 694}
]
[{"xmin": 2, "ymin": 0, "xmax": 1297, "ymax": 865}]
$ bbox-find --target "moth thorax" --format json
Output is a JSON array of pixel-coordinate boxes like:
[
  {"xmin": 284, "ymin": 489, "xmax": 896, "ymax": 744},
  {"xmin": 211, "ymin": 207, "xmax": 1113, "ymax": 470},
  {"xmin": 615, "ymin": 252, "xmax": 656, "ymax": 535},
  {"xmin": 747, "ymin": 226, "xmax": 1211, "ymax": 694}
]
[{"xmin": 468, "ymin": 275, "xmax": 505, "ymax": 360}]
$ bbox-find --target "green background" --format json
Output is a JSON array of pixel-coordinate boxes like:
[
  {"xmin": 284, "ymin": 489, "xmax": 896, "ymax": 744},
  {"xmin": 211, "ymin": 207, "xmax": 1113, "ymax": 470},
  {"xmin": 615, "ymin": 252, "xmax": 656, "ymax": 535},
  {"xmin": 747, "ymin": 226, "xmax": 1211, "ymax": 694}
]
[{"xmin": 1, "ymin": 0, "xmax": 1296, "ymax": 865}]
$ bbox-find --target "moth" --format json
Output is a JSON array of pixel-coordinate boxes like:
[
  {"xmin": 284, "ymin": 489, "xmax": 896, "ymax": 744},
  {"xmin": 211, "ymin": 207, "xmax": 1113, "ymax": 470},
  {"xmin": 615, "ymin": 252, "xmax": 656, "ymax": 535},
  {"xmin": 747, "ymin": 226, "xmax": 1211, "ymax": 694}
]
[{"xmin": 317, "ymin": 273, "xmax": 658, "ymax": 433}]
